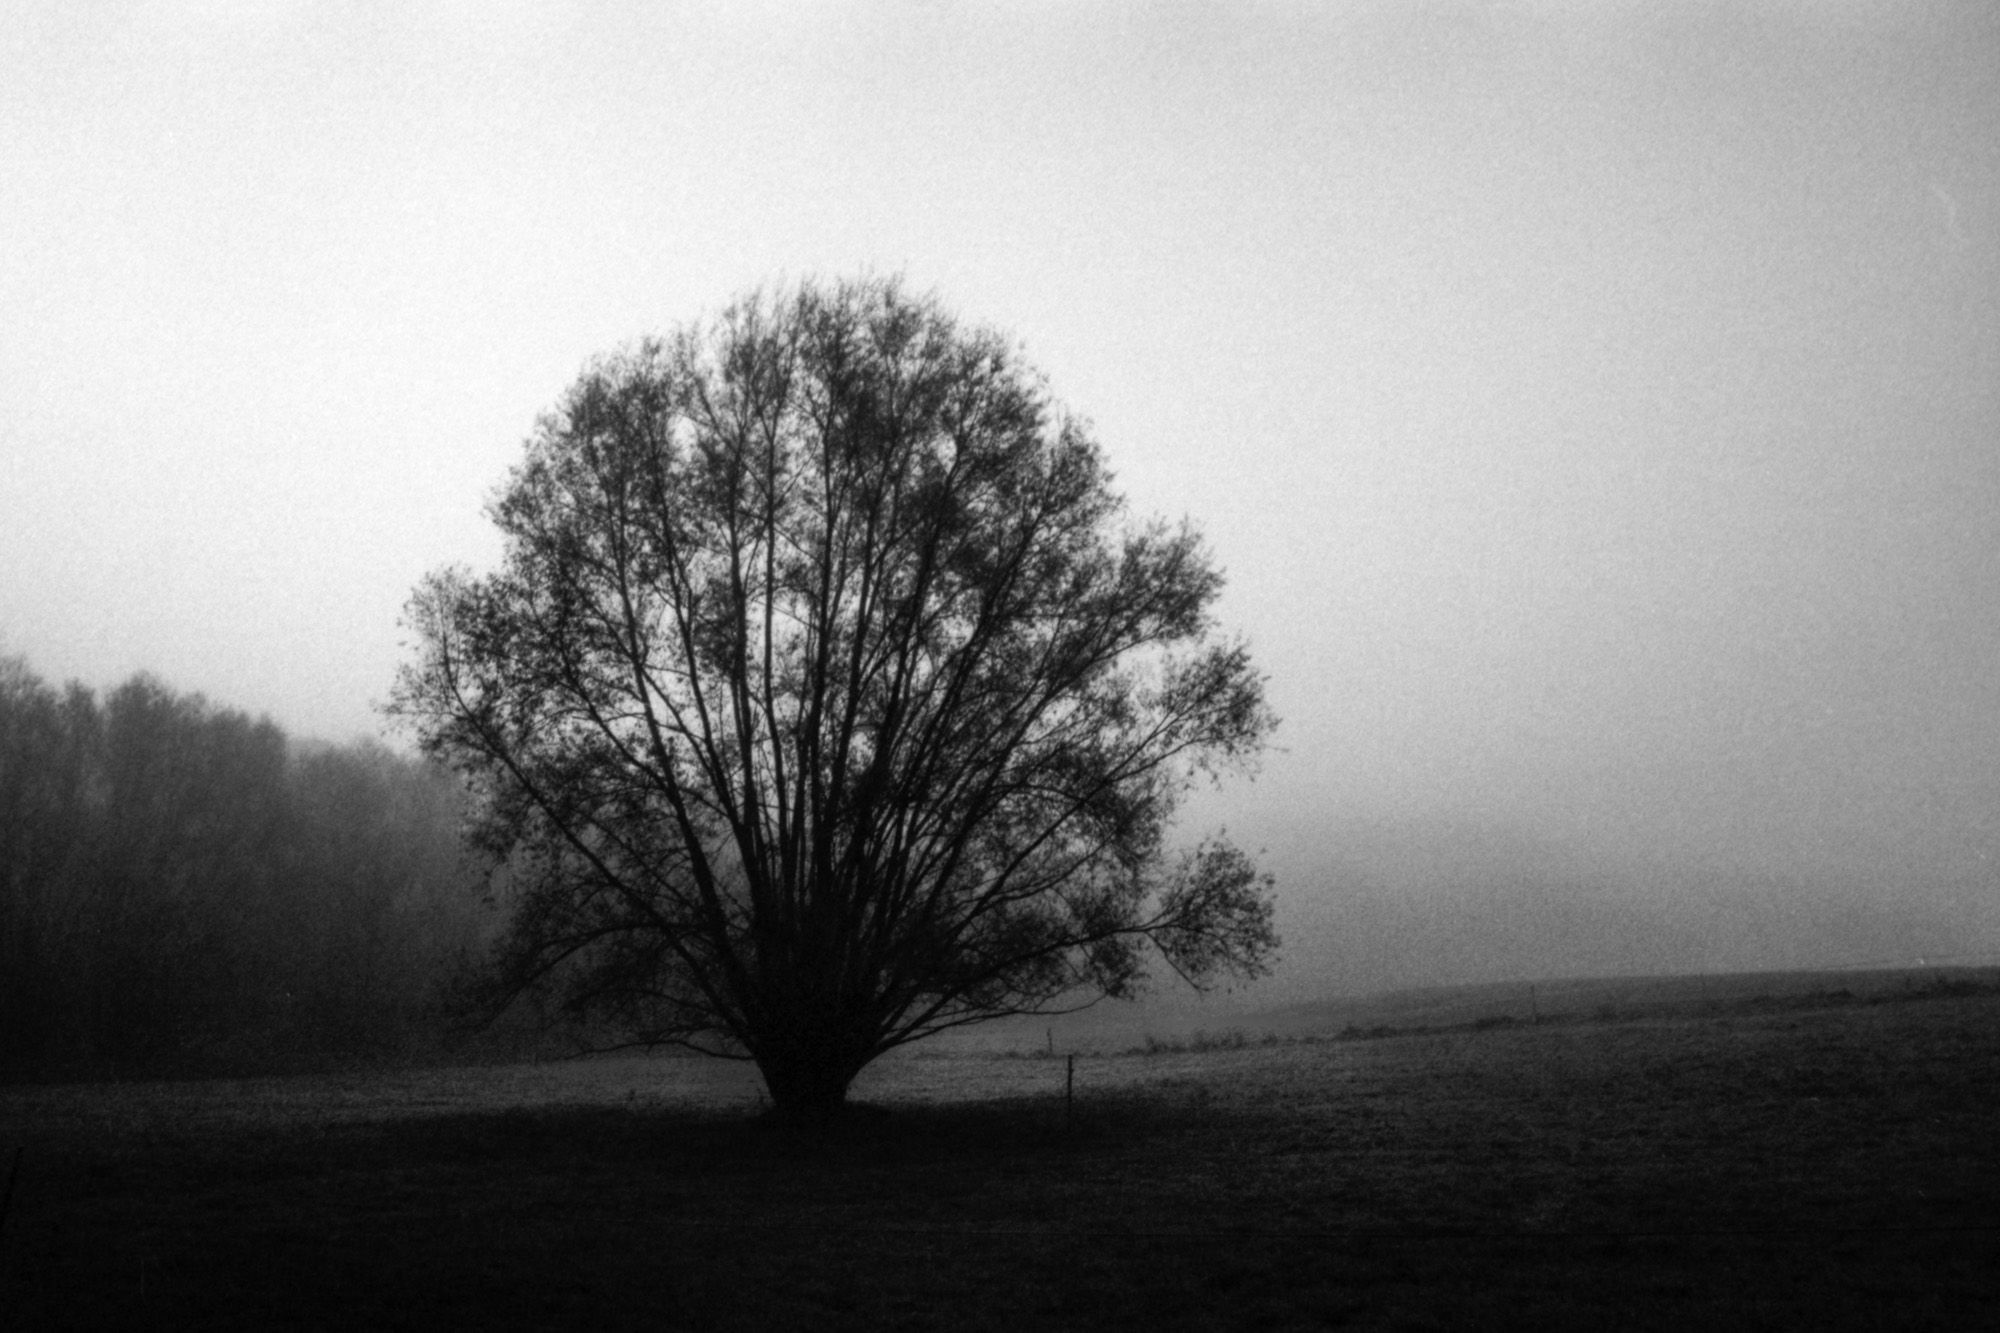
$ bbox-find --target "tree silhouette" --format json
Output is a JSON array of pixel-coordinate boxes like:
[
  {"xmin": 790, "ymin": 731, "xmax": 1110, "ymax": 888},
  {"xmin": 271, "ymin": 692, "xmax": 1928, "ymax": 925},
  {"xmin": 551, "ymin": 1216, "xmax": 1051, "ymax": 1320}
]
[{"xmin": 392, "ymin": 278, "xmax": 1277, "ymax": 1120}]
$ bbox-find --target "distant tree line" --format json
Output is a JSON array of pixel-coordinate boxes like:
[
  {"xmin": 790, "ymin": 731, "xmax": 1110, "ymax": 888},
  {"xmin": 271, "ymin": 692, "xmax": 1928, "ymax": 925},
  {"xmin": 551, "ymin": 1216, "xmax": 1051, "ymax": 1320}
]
[{"xmin": 0, "ymin": 656, "xmax": 488, "ymax": 1080}]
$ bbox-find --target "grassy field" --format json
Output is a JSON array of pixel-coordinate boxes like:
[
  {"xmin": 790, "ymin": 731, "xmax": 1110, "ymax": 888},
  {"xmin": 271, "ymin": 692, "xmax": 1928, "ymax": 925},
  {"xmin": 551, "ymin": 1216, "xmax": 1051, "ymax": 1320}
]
[{"xmin": 1, "ymin": 987, "xmax": 1995, "ymax": 1330}]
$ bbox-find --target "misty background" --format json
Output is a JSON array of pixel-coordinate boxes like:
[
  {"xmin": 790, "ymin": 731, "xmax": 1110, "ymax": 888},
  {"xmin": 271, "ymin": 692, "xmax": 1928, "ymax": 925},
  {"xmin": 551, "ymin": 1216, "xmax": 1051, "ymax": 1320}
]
[{"xmin": 4, "ymin": 3, "xmax": 1997, "ymax": 1044}]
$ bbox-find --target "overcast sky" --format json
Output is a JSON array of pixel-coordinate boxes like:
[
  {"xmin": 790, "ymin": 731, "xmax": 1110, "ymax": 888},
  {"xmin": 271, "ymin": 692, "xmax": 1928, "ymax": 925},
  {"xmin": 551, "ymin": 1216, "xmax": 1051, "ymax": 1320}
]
[{"xmin": 5, "ymin": 2, "xmax": 1996, "ymax": 992}]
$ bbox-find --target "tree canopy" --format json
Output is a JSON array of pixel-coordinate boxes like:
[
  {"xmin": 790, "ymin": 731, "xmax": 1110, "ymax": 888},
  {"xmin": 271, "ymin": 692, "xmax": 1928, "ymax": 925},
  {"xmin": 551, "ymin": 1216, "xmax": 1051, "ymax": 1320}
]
[{"xmin": 392, "ymin": 277, "xmax": 1277, "ymax": 1118}]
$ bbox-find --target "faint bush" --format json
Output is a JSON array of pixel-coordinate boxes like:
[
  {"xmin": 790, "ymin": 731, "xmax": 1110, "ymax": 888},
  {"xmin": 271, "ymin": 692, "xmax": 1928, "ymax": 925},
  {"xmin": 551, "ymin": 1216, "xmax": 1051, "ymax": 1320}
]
[{"xmin": 1130, "ymin": 1028, "xmax": 1287, "ymax": 1056}]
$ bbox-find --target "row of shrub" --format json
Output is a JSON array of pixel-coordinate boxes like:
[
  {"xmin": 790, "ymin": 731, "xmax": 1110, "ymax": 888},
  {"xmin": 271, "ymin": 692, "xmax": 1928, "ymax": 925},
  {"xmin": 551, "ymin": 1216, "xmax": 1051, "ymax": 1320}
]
[{"xmin": 0, "ymin": 656, "xmax": 494, "ymax": 1080}]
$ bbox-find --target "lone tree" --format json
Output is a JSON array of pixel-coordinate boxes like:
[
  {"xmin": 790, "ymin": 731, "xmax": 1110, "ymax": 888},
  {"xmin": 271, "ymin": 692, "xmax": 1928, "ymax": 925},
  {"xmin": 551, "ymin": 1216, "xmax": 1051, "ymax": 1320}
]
[{"xmin": 393, "ymin": 278, "xmax": 1277, "ymax": 1120}]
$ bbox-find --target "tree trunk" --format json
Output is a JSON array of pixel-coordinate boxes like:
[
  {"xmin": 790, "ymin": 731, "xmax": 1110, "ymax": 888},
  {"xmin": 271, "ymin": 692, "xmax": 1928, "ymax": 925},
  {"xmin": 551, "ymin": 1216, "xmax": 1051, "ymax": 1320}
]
[{"xmin": 755, "ymin": 1044, "xmax": 864, "ymax": 1125}]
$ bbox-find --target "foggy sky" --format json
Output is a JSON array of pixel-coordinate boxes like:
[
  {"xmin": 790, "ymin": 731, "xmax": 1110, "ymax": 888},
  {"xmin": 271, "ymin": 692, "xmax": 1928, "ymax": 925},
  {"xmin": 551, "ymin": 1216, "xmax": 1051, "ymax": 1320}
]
[{"xmin": 4, "ymin": 2, "xmax": 1996, "ymax": 994}]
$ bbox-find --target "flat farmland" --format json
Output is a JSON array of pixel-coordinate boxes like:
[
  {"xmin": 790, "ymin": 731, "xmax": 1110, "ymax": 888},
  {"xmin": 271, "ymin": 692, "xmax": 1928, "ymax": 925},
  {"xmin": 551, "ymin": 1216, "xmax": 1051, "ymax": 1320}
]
[{"xmin": 1, "ymin": 992, "xmax": 1994, "ymax": 1330}]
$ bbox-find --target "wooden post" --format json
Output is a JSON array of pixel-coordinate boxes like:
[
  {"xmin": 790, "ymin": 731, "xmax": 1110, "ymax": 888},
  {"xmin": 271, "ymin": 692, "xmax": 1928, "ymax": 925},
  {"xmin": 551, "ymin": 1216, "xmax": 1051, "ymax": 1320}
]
[
  {"xmin": 0, "ymin": 1146, "xmax": 20, "ymax": 1247},
  {"xmin": 1065, "ymin": 1053, "xmax": 1075, "ymax": 1129}
]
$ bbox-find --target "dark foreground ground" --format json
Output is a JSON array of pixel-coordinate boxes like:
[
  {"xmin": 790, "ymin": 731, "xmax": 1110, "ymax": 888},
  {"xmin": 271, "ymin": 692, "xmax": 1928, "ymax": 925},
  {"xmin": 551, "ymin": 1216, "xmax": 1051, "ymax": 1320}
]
[{"xmin": 1, "ymin": 990, "xmax": 1995, "ymax": 1330}]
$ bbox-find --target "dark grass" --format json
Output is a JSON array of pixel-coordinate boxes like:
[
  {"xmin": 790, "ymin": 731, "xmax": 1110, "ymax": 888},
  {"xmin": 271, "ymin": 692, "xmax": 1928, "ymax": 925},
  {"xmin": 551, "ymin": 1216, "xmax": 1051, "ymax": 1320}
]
[{"xmin": 1, "ymin": 995, "xmax": 1995, "ymax": 1330}]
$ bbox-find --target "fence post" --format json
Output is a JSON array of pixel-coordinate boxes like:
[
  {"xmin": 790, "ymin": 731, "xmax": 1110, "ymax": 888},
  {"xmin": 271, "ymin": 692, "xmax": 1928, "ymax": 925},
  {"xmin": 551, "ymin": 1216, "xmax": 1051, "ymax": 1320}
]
[
  {"xmin": 0, "ymin": 1146, "xmax": 21, "ymax": 1248},
  {"xmin": 1065, "ymin": 1053, "xmax": 1075, "ymax": 1130}
]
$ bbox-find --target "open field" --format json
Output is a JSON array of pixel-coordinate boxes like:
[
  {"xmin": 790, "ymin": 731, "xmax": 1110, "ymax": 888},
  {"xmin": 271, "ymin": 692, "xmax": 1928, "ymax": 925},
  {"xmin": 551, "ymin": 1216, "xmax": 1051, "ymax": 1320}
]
[
  {"xmin": 1247, "ymin": 964, "xmax": 2000, "ymax": 1038},
  {"xmin": 1, "ymin": 987, "xmax": 1995, "ymax": 1330}
]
